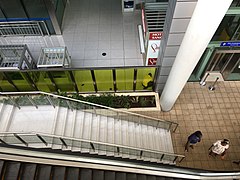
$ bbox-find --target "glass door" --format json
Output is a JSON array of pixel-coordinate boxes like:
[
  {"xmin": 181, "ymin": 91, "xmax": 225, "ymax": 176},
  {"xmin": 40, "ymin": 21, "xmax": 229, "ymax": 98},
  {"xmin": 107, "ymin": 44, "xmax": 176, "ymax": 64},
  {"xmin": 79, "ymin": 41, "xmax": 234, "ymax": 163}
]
[{"xmin": 206, "ymin": 49, "xmax": 240, "ymax": 80}]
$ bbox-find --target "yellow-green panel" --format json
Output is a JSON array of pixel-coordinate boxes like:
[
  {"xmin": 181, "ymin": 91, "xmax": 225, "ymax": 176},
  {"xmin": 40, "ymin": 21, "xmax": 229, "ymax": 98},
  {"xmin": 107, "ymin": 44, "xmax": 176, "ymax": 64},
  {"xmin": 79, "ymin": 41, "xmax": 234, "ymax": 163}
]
[
  {"xmin": 51, "ymin": 71, "xmax": 75, "ymax": 92},
  {"xmin": 136, "ymin": 68, "xmax": 156, "ymax": 90},
  {"xmin": 95, "ymin": 70, "xmax": 113, "ymax": 91},
  {"xmin": 7, "ymin": 72, "xmax": 34, "ymax": 91},
  {"xmin": 33, "ymin": 72, "xmax": 52, "ymax": 92},
  {"xmin": 74, "ymin": 70, "xmax": 95, "ymax": 92},
  {"xmin": 0, "ymin": 72, "xmax": 16, "ymax": 91},
  {"xmin": 116, "ymin": 69, "xmax": 134, "ymax": 91}
]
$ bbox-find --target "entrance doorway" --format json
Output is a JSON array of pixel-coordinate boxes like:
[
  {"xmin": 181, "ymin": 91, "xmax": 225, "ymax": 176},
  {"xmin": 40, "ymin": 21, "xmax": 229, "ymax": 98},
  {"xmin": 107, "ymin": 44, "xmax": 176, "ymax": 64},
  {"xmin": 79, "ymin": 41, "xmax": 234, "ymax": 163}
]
[{"xmin": 206, "ymin": 49, "xmax": 240, "ymax": 80}]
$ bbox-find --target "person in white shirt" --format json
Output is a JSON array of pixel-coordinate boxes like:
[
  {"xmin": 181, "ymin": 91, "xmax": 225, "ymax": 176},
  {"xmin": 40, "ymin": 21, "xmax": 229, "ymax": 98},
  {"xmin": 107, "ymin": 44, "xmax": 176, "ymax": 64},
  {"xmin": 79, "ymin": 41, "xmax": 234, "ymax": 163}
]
[{"xmin": 209, "ymin": 139, "xmax": 229, "ymax": 160}]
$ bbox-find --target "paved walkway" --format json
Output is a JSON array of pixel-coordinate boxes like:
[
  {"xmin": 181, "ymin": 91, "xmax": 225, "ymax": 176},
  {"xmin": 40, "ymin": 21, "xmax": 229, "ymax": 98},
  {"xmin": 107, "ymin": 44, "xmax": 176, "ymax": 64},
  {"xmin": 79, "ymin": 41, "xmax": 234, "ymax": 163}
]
[{"xmin": 141, "ymin": 81, "xmax": 240, "ymax": 171}]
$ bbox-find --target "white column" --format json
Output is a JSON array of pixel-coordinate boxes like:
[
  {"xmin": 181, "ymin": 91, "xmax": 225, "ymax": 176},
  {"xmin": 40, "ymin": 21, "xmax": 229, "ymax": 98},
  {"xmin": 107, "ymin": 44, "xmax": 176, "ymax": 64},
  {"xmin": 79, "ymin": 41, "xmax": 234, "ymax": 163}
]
[{"xmin": 160, "ymin": 0, "xmax": 233, "ymax": 111}]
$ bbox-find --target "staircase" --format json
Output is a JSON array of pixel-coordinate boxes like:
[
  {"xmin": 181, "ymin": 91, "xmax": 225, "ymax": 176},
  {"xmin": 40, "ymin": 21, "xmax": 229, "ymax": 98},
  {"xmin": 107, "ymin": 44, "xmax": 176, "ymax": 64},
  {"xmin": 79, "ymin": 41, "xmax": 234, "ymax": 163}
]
[
  {"xmin": 0, "ymin": 159, "xmax": 185, "ymax": 180},
  {"xmin": 0, "ymin": 92, "xmax": 184, "ymax": 164}
]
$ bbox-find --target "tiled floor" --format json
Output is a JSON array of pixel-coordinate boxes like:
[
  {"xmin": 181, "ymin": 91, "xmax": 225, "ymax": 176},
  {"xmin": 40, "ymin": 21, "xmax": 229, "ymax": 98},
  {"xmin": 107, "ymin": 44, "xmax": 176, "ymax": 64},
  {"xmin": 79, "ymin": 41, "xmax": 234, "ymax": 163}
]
[
  {"xmin": 62, "ymin": 0, "xmax": 143, "ymax": 67},
  {"xmin": 141, "ymin": 81, "xmax": 240, "ymax": 171}
]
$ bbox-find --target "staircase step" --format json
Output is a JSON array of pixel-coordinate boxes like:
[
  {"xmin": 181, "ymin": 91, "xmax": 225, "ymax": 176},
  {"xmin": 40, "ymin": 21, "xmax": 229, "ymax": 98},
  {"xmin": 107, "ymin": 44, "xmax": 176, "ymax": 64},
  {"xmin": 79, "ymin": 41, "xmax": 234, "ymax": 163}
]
[
  {"xmin": 98, "ymin": 116, "xmax": 107, "ymax": 155},
  {"xmin": 0, "ymin": 104, "xmax": 15, "ymax": 132},
  {"xmin": 122, "ymin": 120, "xmax": 129, "ymax": 158},
  {"xmin": 90, "ymin": 114, "xmax": 100, "ymax": 154},
  {"xmin": 114, "ymin": 119, "xmax": 122, "ymax": 157},
  {"xmin": 106, "ymin": 117, "xmax": 114, "ymax": 156},
  {"xmin": 141, "ymin": 125, "xmax": 151, "ymax": 161},
  {"xmin": 128, "ymin": 122, "xmax": 137, "ymax": 159},
  {"xmin": 71, "ymin": 111, "xmax": 85, "ymax": 152},
  {"xmin": 81, "ymin": 112, "xmax": 93, "ymax": 153},
  {"xmin": 62, "ymin": 109, "xmax": 76, "ymax": 151},
  {"xmin": 135, "ymin": 124, "xmax": 142, "ymax": 160},
  {"xmin": 52, "ymin": 107, "xmax": 68, "ymax": 149}
]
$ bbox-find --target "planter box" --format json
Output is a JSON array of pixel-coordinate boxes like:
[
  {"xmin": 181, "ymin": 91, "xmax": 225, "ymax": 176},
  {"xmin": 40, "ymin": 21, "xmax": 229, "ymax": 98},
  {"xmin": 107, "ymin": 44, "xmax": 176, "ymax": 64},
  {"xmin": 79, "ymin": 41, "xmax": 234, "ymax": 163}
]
[{"xmin": 79, "ymin": 92, "xmax": 160, "ymax": 112}]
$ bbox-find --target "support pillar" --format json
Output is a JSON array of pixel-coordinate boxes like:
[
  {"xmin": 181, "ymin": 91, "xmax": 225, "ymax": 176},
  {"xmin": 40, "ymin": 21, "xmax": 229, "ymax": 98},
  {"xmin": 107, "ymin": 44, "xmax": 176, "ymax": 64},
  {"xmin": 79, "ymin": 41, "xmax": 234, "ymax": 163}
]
[{"xmin": 160, "ymin": 0, "xmax": 233, "ymax": 111}]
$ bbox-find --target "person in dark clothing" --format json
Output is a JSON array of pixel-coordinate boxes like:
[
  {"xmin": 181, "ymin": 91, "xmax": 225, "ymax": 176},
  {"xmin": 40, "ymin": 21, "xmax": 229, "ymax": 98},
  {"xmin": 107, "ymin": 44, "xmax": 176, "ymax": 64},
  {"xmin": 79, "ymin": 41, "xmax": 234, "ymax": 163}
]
[{"xmin": 185, "ymin": 131, "xmax": 202, "ymax": 152}]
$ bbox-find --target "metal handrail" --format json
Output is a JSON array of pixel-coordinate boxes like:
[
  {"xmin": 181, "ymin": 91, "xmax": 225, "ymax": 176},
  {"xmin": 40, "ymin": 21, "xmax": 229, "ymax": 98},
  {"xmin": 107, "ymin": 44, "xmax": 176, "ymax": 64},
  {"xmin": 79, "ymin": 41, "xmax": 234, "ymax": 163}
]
[
  {"xmin": 0, "ymin": 131, "xmax": 185, "ymax": 163},
  {"xmin": 0, "ymin": 91, "xmax": 179, "ymax": 132},
  {"xmin": 0, "ymin": 21, "xmax": 50, "ymax": 36}
]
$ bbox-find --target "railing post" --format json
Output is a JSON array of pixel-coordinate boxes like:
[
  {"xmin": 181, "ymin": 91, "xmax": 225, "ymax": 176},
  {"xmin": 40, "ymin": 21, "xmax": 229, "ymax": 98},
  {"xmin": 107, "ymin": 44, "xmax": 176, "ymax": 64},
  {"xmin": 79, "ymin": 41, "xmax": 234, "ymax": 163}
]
[
  {"xmin": 173, "ymin": 156, "xmax": 178, "ymax": 163},
  {"xmin": 26, "ymin": 95, "xmax": 38, "ymax": 109},
  {"xmin": 66, "ymin": 100, "xmax": 73, "ymax": 111},
  {"xmin": 14, "ymin": 134, "xmax": 28, "ymax": 146},
  {"xmin": 173, "ymin": 124, "xmax": 178, "ymax": 133},
  {"xmin": 36, "ymin": 134, "xmax": 48, "ymax": 146},
  {"xmin": 90, "ymin": 142, "xmax": 95, "ymax": 152},
  {"xmin": 46, "ymin": 95, "xmax": 55, "ymax": 108},
  {"xmin": 156, "ymin": 121, "xmax": 159, "ymax": 129},
  {"xmin": 60, "ymin": 138, "xmax": 68, "ymax": 148},
  {"xmin": 0, "ymin": 138, "xmax": 7, "ymax": 144},
  {"xmin": 179, "ymin": 156, "xmax": 185, "ymax": 163},
  {"xmin": 8, "ymin": 96, "xmax": 20, "ymax": 109},
  {"xmin": 199, "ymin": 72, "xmax": 209, "ymax": 86},
  {"xmin": 160, "ymin": 154, "xmax": 164, "ymax": 161},
  {"xmin": 208, "ymin": 77, "xmax": 219, "ymax": 91},
  {"xmin": 140, "ymin": 150, "xmax": 143, "ymax": 158},
  {"xmin": 117, "ymin": 147, "xmax": 120, "ymax": 155},
  {"xmin": 168, "ymin": 122, "xmax": 172, "ymax": 132}
]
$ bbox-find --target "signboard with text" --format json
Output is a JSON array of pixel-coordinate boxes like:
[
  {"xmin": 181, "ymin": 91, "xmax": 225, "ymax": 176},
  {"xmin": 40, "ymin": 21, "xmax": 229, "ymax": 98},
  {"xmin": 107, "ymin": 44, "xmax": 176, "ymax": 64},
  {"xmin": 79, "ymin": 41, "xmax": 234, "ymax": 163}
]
[
  {"xmin": 146, "ymin": 32, "xmax": 162, "ymax": 66},
  {"xmin": 220, "ymin": 42, "xmax": 240, "ymax": 47}
]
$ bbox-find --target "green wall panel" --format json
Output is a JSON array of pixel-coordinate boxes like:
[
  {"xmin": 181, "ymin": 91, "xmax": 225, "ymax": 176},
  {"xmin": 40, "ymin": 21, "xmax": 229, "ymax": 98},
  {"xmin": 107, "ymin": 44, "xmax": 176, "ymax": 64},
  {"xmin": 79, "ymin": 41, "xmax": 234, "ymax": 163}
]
[
  {"xmin": 116, "ymin": 69, "xmax": 134, "ymax": 91},
  {"xmin": 94, "ymin": 70, "xmax": 113, "ymax": 91},
  {"xmin": 136, "ymin": 68, "xmax": 156, "ymax": 90},
  {"xmin": 0, "ymin": 67, "xmax": 156, "ymax": 93},
  {"xmin": 74, "ymin": 70, "xmax": 95, "ymax": 92}
]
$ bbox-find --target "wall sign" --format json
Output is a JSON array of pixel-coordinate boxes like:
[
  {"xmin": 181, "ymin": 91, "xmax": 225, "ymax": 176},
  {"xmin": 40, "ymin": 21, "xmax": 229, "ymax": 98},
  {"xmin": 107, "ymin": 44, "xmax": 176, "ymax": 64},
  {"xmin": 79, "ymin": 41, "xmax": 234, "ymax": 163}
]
[
  {"xmin": 146, "ymin": 32, "xmax": 162, "ymax": 66},
  {"xmin": 220, "ymin": 42, "xmax": 240, "ymax": 47}
]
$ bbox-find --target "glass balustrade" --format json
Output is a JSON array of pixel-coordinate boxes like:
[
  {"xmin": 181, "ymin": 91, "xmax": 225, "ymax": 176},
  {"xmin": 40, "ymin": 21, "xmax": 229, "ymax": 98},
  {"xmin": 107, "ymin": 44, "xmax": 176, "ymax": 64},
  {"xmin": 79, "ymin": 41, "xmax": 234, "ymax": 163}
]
[
  {"xmin": 0, "ymin": 91, "xmax": 178, "ymax": 131},
  {"xmin": 0, "ymin": 132, "xmax": 185, "ymax": 164}
]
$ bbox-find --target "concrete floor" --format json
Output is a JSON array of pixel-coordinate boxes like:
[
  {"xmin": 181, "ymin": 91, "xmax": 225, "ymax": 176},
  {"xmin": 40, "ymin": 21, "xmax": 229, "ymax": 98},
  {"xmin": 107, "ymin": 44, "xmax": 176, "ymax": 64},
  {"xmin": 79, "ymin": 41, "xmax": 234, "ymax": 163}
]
[
  {"xmin": 141, "ymin": 81, "xmax": 240, "ymax": 171},
  {"xmin": 62, "ymin": 0, "xmax": 143, "ymax": 67}
]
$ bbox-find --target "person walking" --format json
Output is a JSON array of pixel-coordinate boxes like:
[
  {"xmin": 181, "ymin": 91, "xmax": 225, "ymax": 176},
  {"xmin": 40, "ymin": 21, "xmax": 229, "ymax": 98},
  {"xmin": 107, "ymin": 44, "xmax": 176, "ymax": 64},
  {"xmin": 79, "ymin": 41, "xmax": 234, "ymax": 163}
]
[
  {"xmin": 208, "ymin": 139, "xmax": 229, "ymax": 160},
  {"xmin": 184, "ymin": 131, "xmax": 202, "ymax": 152}
]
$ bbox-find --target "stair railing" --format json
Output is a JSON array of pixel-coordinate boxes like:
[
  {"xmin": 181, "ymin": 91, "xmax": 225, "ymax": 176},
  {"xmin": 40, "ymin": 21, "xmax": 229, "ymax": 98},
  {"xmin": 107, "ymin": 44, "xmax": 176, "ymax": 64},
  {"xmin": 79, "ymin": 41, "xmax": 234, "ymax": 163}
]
[
  {"xmin": 0, "ymin": 131, "xmax": 185, "ymax": 164},
  {"xmin": 0, "ymin": 91, "xmax": 179, "ymax": 132},
  {"xmin": 0, "ymin": 21, "xmax": 50, "ymax": 36}
]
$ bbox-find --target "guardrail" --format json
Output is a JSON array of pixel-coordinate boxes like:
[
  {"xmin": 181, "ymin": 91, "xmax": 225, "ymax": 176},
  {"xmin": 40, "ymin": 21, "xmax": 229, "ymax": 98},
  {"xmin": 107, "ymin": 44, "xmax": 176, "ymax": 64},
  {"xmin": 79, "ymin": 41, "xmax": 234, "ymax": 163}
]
[
  {"xmin": 0, "ymin": 21, "xmax": 50, "ymax": 36},
  {"xmin": 0, "ymin": 131, "xmax": 185, "ymax": 164}
]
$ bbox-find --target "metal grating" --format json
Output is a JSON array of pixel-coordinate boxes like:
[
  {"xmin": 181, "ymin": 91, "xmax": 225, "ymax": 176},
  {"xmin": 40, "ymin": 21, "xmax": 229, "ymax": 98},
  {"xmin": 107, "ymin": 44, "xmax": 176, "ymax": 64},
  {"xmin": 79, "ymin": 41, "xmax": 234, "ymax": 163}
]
[
  {"xmin": 0, "ymin": 21, "xmax": 49, "ymax": 36},
  {"xmin": 144, "ymin": 2, "xmax": 168, "ymax": 32}
]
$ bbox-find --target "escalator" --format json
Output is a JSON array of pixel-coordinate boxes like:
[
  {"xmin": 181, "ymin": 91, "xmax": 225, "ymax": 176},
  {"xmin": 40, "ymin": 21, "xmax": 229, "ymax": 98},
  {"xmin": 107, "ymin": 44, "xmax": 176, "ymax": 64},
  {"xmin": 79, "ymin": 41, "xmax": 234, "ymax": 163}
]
[{"xmin": 0, "ymin": 159, "xmax": 184, "ymax": 180}]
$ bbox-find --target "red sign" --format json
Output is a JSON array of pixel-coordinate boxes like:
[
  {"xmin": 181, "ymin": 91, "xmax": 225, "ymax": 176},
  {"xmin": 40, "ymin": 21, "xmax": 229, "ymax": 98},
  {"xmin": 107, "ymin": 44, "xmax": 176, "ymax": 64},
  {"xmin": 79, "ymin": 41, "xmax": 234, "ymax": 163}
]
[
  {"xmin": 148, "ymin": 58, "xmax": 157, "ymax": 65},
  {"xmin": 149, "ymin": 32, "xmax": 163, "ymax": 40}
]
